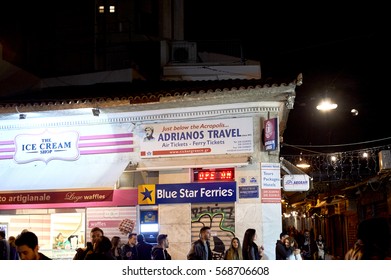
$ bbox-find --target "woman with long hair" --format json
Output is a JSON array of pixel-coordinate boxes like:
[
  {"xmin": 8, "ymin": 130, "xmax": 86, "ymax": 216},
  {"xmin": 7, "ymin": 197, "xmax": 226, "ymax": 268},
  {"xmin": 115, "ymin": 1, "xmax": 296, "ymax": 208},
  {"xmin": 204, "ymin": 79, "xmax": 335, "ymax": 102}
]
[
  {"xmin": 224, "ymin": 237, "xmax": 243, "ymax": 260},
  {"xmin": 242, "ymin": 228, "xmax": 263, "ymax": 260}
]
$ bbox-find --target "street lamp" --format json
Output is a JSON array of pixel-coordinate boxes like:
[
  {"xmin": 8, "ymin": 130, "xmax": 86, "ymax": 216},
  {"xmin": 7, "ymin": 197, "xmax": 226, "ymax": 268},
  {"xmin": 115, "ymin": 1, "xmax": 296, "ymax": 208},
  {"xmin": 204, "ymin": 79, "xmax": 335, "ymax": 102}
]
[{"xmin": 316, "ymin": 98, "xmax": 338, "ymax": 111}]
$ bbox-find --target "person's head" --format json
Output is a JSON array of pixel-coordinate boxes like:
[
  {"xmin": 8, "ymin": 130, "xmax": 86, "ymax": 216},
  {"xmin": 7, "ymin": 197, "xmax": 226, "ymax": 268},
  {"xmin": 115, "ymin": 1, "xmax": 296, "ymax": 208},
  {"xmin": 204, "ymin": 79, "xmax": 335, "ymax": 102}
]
[
  {"xmin": 280, "ymin": 232, "xmax": 289, "ymax": 242},
  {"xmin": 303, "ymin": 229, "xmax": 310, "ymax": 239},
  {"xmin": 284, "ymin": 238, "xmax": 291, "ymax": 248},
  {"xmin": 111, "ymin": 236, "xmax": 120, "ymax": 247},
  {"xmin": 137, "ymin": 234, "xmax": 145, "ymax": 243},
  {"xmin": 15, "ymin": 231, "xmax": 40, "ymax": 260},
  {"xmin": 128, "ymin": 233, "xmax": 137, "ymax": 246},
  {"xmin": 56, "ymin": 232, "xmax": 64, "ymax": 242},
  {"xmin": 244, "ymin": 228, "xmax": 256, "ymax": 244},
  {"xmin": 285, "ymin": 236, "xmax": 297, "ymax": 248},
  {"xmin": 145, "ymin": 127, "xmax": 154, "ymax": 138},
  {"xmin": 231, "ymin": 237, "xmax": 241, "ymax": 250},
  {"xmin": 199, "ymin": 226, "xmax": 211, "ymax": 241},
  {"xmin": 157, "ymin": 234, "xmax": 169, "ymax": 248},
  {"xmin": 8, "ymin": 236, "xmax": 16, "ymax": 247},
  {"xmin": 90, "ymin": 227, "xmax": 104, "ymax": 245},
  {"xmin": 0, "ymin": 230, "xmax": 5, "ymax": 239}
]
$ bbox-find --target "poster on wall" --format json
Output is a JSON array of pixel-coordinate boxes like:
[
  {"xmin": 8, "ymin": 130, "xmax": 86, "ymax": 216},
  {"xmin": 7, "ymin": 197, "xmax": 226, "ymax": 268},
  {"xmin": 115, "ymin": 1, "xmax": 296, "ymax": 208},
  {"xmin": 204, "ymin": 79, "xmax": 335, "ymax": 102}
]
[
  {"xmin": 261, "ymin": 162, "xmax": 281, "ymax": 203},
  {"xmin": 263, "ymin": 117, "xmax": 278, "ymax": 151},
  {"xmin": 86, "ymin": 206, "xmax": 137, "ymax": 239},
  {"xmin": 139, "ymin": 117, "xmax": 253, "ymax": 158}
]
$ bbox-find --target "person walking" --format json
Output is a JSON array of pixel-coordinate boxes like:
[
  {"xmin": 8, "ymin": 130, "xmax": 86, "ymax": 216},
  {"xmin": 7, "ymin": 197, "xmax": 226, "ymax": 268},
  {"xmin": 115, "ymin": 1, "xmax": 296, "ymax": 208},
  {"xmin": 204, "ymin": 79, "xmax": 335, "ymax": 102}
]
[
  {"xmin": 136, "ymin": 234, "xmax": 153, "ymax": 260},
  {"xmin": 345, "ymin": 217, "xmax": 391, "ymax": 260},
  {"xmin": 0, "ymin": 230, "xmax": 10, "ymax": 260},
  {"xmin": 275, "ymin": 231, "xmax": 291, "ymax": 260},
  {"xmin": 242, "ymin": 228, "xmax": 263, "ymax": 260},
  {"xmin": 285, "ymin": 236, "xmax": 301, "ymax": 260},
  {"xmin": 8, "ymin": 236, "xmax": 19, "ymax": 260},
  {"xmin": 316, "ymin": 234, "xmax": 326, "ymax": 260},
  {"xmin": 299, "ymin": 229, "xmax": 317, "ymax": 260},
  {"xmin": 111, "ymin": 236, "xmax": 122, "ymax": 260},
  {"xmin": 187, "ymin": 226, "xmax": 212, "ymax": 260},
  {"xmin": 85, "ymin": 236, "xmax": 116, "ymax": 260},
  {"xmin": 224, "ymin": 237, "xmax": 243, "ymax": 260},
  {"xmin": 73, "ymin": 227, "xmax": 104, "ymax": 260},
  {"xmin": 122, "ymin": 233, "xmax": 139, "ymax": 260},
  {"xmin": 152, "ymin": 234, "xmax": 172, "ymax": 260},
  {"xmin": 15, "ymin": 231, "xmax": 51, "ymax": 260}
]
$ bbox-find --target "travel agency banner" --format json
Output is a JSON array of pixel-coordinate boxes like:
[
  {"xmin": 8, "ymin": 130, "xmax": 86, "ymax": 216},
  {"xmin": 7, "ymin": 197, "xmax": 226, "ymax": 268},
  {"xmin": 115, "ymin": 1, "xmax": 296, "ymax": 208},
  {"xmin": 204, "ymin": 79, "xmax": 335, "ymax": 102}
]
[{"xmin": 140, "ymin": 117, "xmax": 253, "ymax": 158}]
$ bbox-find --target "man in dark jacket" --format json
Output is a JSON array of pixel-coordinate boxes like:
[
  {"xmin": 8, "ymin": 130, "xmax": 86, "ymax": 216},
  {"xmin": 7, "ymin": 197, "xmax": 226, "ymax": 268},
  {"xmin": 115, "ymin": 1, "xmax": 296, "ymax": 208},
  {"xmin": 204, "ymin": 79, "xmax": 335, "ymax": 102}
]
[
  {"xmin": 275, "ymin": 232, "xmax": 291, "ymax": 260},
  {"xmin": 122, "ymin": 233, "xmax": 139, "ymax": 260},
  {"xmin": 15, "ymin": 231, "xmax": 51, "ymax": 260},
  {"xmin": 136, "ymin": 234, "xmax": 153, "ymax": 260},
  {"xmin": 73, "ymin": 227, "xmax": 104, "ymax": 260},
  {"xmin": 152, "ymin": 234, "xmax": 172, "ymax": 260},
  {"xmin": 187, "ymin": 226, "xmax": 213, "ymax": 260}
]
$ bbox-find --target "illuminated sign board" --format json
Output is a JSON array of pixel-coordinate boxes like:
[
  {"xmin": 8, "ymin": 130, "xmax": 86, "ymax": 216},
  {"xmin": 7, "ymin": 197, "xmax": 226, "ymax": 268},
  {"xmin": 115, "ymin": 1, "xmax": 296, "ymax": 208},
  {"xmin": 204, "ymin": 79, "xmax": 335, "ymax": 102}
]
[
  {"xmin": 193, "ymin": 168, "xmax": 235, "ymax": 182},
  {"xmin": 138, "ymin": 182, "xmax": 237, "ymax": 204}
]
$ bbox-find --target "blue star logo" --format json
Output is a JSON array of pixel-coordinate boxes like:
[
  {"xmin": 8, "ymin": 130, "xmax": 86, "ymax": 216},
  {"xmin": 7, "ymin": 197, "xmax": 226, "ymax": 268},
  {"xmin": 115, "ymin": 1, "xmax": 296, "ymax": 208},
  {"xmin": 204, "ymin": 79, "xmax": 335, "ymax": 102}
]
[{"xmin": 141, "ymin": 187, "xmax": 153, "ymax": 201}]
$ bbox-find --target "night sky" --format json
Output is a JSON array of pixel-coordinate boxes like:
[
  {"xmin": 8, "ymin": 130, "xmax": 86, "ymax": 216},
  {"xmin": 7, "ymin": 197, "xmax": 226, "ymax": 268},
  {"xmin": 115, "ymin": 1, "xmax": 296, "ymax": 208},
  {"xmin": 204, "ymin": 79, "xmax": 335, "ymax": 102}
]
[{"xmin": 185, "ymin": 1, "xmax": 390, "ymax": 153}]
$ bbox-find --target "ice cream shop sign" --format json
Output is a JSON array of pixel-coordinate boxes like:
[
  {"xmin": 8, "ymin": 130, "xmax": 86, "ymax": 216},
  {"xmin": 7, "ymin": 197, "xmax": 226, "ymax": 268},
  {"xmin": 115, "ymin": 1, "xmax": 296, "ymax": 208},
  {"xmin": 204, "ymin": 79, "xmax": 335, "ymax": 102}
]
[
  {"xmin": 14, "ymin": 130, "xmax": 79, "ymax": 163},
  {"xmin": 0, "ymin": 123, "xmax": 134, "ymax": 191}
]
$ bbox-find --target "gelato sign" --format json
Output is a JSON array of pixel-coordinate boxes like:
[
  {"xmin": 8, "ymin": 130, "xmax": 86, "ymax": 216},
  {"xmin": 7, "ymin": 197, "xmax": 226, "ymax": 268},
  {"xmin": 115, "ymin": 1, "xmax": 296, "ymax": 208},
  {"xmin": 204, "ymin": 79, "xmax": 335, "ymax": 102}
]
[
  {"xmin": 140, "ymin": 118, "xmax": 253, "ymax": 158},
  {"xmin": 14, "ymin": 130, "xmax": 79, "ymax": 163}
]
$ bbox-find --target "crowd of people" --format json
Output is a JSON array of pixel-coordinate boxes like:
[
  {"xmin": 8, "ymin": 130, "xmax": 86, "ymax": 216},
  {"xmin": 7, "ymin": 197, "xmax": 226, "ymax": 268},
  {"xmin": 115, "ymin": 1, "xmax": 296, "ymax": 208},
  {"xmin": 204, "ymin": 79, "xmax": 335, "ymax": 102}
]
[
  {"xmin": 186, "ymin": 226, "xmax": 263, "ymax": 260},
  {"xmin": 0, "ymin": 227, "xmax": 171, "ymax": 260},
  {"xmin": 1, "ymin": 217, "xmax": 390, "ymax": 260},
  {"xmin": 72, "ymin": 227, "xmax": 171, "ymax": 260}
]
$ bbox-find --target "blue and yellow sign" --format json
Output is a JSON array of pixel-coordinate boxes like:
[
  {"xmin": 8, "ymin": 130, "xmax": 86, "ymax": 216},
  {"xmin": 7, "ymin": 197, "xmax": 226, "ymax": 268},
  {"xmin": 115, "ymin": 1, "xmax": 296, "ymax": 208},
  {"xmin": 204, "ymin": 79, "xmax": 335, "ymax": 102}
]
[
  {"xmin": 138, "ymin": 184, "xmax": 156, "ymax": 205},
  {"xmin": 138, "ymin": 182, "xmax": 236, "ymax": 205}
]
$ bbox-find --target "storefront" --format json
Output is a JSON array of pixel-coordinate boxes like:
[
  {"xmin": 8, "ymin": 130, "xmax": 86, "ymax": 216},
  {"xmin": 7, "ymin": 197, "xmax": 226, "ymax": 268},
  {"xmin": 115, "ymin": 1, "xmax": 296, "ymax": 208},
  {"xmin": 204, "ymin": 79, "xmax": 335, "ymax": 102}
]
[
  {"xmin": 0, "ymin": 79, "xmax": 299, "ymax": 259},
  {"xmin": 0, "ymin": 189, "xmax": 138, "ymax": 259}
]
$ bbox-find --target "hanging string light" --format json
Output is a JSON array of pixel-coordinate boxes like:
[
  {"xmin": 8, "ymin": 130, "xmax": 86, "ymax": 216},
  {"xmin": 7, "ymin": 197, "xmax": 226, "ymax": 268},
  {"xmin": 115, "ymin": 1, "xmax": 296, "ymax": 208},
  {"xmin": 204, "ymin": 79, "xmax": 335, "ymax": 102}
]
[{"xmin": 282, "ymin": 143, "xmax": 391, "ymax": 185}]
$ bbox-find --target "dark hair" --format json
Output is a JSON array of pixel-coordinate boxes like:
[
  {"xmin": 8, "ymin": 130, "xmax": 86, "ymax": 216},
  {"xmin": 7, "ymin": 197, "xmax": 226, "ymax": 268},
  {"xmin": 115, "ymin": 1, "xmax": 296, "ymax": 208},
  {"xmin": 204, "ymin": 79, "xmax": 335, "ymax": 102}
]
[
  {"xmin": 200, "ymin": 226, "xmax": 211, "ymax": 234},
  {"xmin": 145, "ymin": 126, "xmax": 154, "ymax": 132},
  {"xmin": 128, "ymin": 232, "xmax": 137, "ymax": 239},
  {"xmin": 280, "ymin": 232, "xmax": 288, "ymax": 239},
  {"xmin": 15, "ymin": 231, "xmax": 38, "ymax": 250},
  {"xmin": 137, "ymin": 234, "xmax": 145, "ymax": 243},
  {"xmin": 242, "ymin": 228, "xmax": 256, "ymax": 260},
  {"xmin": 90, "ymin": 227, "xmax": 104, "ymax": 235},
  {"xmin": 94, "ymin": 236, "xmax": 112, "ymax": 254},
  {"xmin": 0, "ymin": 230, "xmax": 5, "ymax": 239},
  {"xmin": 157, "ymin": 234, "xmax": 168, "ymax": 244}
]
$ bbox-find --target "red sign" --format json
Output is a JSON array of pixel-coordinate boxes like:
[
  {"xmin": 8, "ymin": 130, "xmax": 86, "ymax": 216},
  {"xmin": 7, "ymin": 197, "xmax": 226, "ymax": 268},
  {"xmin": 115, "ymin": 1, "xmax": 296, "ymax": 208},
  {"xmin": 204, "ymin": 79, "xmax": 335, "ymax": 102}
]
[
  {"xmin": 261, "ymin": 188, "xmax": 281, "ymax": 203},
  {"xmin": 193, "ymin": 168, "xmax": 235, "ymax": 181},
  {"xmin": 0, "ymin": 189, "xmax": 114, "ymax": 205},
  {"xmin": 263, "ymin": 118, "xmax": 278, "ymax": 151}
]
